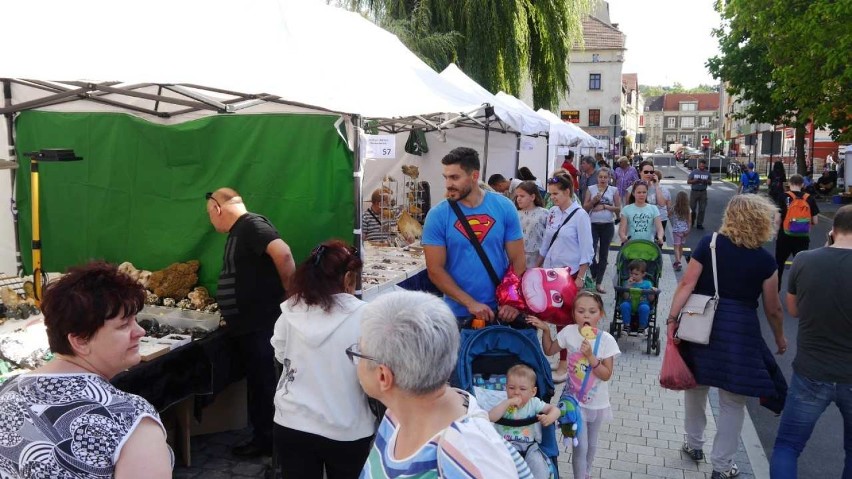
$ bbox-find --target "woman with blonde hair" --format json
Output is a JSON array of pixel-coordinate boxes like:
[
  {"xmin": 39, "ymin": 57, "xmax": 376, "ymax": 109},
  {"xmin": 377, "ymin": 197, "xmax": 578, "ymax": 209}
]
[{"xmin": 667, "ymin": 194, "xmax": 788, "ymax": 479}]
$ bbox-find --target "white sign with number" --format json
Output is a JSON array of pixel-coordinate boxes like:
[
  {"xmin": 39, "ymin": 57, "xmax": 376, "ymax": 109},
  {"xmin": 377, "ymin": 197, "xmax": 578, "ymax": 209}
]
[{"xmin": 363, "ymin": 135, "xmax": 396, "ymax": 159}]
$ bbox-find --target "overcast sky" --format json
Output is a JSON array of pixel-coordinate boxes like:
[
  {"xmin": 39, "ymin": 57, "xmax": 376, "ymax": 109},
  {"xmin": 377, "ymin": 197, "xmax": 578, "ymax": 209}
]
[{"xmin": 604, "ymin": 0, "xmax": 722, "ymax": 88}]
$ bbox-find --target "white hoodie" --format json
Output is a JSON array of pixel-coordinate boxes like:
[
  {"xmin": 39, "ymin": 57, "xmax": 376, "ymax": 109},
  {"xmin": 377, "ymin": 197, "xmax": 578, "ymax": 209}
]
[{"xmin": 271, "ymin": 293, "xmax": 375, "ymax": 441}]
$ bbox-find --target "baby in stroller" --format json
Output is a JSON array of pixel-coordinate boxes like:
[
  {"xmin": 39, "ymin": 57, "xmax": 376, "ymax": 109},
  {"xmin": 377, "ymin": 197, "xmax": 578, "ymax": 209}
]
[
  {"xmin": 488, "ymin": 364, "xmax": 560, "ymax": 479},
  {"xmin": 619, "ymin": 259, "xmax": 657, "ymax": 336}
]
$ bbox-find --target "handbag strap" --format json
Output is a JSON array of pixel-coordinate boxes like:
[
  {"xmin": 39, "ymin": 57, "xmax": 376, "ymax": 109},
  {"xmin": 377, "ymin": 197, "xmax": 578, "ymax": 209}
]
[
  {"xmin": 710, "ymin": 232, "xmax": 719, "ymax": 298},
  {"xmin": 577, "ymin": 330, "xmax": 603, "ymax": 399},
  {"xmin": 546, "ymin": 207, "xmax": 580, "ymax": 252},
  {"xmin": 449, "ymin": 200, "xmax": 500, "ymax": 287}
]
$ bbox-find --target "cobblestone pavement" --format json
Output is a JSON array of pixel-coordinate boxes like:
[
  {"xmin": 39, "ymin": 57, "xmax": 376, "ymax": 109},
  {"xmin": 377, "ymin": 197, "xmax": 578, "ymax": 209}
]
[
  {"xmin": 178, "ymin": 251, "xmax": 766, "ymax": 478},
  {"xmin": 548, "ymin": 250, "xmax": 762, "ymax": 479}
]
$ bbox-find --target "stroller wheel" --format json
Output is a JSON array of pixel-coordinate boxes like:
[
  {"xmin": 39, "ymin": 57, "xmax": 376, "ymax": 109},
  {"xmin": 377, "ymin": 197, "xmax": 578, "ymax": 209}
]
[
  {"xmin": 654, "ymin": 329, "xmax": 661, "ymax": 356},
  {"xmin": 646, "ymin": 327, "xmax": 653, "ymax": 355}
]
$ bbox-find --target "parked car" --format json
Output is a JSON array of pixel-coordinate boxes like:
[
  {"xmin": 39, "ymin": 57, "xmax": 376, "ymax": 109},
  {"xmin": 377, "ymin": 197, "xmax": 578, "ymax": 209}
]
[{"xmin": 654, "ymin": 147, "xmax": 664, "ymax": 154}]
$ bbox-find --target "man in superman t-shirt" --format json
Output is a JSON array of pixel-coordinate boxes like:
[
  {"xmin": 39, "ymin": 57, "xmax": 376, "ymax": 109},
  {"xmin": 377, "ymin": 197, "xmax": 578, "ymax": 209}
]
[{"xmin": 423, "ymin": 147, "xmax": 526, "ymax": 322}]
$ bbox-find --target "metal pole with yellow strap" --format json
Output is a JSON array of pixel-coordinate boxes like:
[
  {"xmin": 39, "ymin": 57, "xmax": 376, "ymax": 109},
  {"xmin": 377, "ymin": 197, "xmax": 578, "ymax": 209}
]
[{"xmin": 23, "ymin": 149, "xmax": 82, "ymax": 306}]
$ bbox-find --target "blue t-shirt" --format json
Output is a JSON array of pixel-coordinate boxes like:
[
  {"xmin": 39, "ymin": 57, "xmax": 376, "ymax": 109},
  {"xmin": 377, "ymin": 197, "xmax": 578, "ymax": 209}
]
[
  {"xmin": 691, "ymin": 233, "xmax": 776, "ymax": 306},
  {"xmin": 620, "ymin": 203, "xmax": 660, "ymax": 241},
  {"xmin": 423, "ymin": 192, "xmax": 523, "ymax": 317}
]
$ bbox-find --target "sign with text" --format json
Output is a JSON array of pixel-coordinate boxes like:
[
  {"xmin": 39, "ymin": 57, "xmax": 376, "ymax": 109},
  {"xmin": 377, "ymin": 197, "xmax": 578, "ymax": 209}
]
[
  {"xmin": 521, "ymin": 138, "xmax": 536, "ymax": 150},
  {"xmin": 560, "ymin": 110, "xmax": 580, "ymax": 124},
  {"xmin": 363, "ymin": 135, "xmax": 396, "ymax": 159},
  {"xmin": 556, "ymin": 146, "xmax": 570, "ymax": 155}
]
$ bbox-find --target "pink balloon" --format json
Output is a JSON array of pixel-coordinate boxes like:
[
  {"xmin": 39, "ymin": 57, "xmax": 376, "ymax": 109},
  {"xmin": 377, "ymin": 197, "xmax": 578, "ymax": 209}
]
[
  {"xmin": 520, "ymin": 267, "xmax": 578, "ymax": 326},
  {"xmin": 496, "ymin": 266, "xmax": 526, "ymax": 310}
]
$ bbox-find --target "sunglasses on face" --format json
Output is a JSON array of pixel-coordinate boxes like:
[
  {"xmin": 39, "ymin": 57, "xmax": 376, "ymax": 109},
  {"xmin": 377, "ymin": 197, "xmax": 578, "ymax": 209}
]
[{"xmin": 641, "ymin": 169, "xmax": 655, "ymax": 174}]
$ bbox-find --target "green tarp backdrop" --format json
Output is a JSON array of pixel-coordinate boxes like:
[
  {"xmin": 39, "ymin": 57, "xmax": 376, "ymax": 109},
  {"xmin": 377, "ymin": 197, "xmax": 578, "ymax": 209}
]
[{"xmin": 14, "ymin": 111, "xmax": 354, "ymax": 293}]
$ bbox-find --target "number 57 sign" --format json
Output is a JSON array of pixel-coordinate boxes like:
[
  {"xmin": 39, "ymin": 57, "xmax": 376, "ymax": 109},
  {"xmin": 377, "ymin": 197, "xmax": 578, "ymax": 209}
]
[{"xmin": 363, "ymin": 134, "xmax": 396, "ymax": 159}]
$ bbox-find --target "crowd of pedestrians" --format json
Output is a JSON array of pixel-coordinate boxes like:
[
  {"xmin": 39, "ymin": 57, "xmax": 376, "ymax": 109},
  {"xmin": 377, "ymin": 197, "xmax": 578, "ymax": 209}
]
[{"xmin": 4, "ymin": 147, "xmax": 847, "ymax": 479}]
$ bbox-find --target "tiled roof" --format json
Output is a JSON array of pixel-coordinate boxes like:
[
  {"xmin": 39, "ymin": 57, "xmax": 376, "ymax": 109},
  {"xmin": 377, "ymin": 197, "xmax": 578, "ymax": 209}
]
[
  {"xmin": 645, "ymin": 95, "xmax": 664, "ymax": 111},
  {"xmin": 622, "ymin": 73, "xmax": 638, "ymax": 91},
  {"xmin": 576, "ymin": 15, "xmax": 625, "ymax": 50},
  {"xmin": 662, "ymin": 93, "xmax": 720, "ymax": 112}
]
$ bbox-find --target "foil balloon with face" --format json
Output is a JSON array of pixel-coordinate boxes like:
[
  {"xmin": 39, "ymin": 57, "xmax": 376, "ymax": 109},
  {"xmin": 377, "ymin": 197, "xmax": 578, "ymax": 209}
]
[
  {"xmin": 521, "ymin": 267, "xmax": 578, "ymax": 325},
  {"xmin": 495, "ymin": 266, "xmax": 526, "ymax": 310}
]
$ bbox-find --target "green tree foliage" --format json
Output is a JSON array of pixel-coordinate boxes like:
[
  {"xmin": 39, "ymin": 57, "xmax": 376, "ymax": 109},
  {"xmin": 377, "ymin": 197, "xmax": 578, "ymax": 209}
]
[
  {"xmin": 708, "ymin": 0, "xmax": 851, "ymax": 145},
  {"xmin": 338, "ymin": 0, "xmax": 593, "ymax": 110},
  {"xmin": 639, "ymin": 84, "xmax": 718, "ymax": 97}
]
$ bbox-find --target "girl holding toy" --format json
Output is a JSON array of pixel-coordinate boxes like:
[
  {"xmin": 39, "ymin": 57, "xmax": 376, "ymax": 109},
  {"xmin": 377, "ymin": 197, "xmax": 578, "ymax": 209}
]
[{"xmin": 527, "ymin": 291, "xmax": 620, "ymax": 479}]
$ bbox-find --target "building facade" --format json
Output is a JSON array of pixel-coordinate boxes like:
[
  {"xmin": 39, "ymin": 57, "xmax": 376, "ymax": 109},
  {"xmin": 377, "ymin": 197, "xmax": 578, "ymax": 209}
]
[
  {"xmin": 644, "ymin": 95, "xmax": 664, "ymax": 151},
  {"xmin": 556, "ymin": 6, "xmax": 626, "ymax": 157},
  {"xmin": 660, "ymin": 93, "xmax": 720, "ymax": 150}
]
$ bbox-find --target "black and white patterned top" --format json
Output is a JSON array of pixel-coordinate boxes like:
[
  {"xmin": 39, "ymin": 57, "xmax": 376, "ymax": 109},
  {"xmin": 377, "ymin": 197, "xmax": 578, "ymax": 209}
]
[{"xmin": 0, "ymin": 373, "xmax": 172, "ymax": 478}]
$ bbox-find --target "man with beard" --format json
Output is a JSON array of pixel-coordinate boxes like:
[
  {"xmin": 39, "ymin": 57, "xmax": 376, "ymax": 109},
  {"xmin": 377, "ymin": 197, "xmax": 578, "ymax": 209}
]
[{"xmin": 423, "ymin": 147, "xmax": 527, "ymax": 323}]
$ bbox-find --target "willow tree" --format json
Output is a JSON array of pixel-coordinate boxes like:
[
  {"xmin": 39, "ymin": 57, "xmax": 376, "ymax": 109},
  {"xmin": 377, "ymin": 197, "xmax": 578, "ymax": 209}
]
[{"xmin": 338, "ymin": 0, "xmax": 593, "ymax": 110}]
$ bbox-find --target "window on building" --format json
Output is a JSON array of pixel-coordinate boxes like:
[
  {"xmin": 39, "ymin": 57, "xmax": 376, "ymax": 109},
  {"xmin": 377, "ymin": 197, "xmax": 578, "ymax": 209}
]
[
  {"xmin": 681, "ymin": 117, "xmax": 695, "ymax": 128},
  {"xmin": 680, "ymin": 102, "xmax": 697, "ymax": 111},
  {"xmin": 667, "ymin": 117, "xmax": 676, "ymax": 128},
  {"xmin": 589, "ymin": 74, "xmax": 601, "ymax": 90},
  {"xmin": 592, "ymin": 54, "xmax": 600, "ymax": 63},
  {"xmin": 700, "ymin": 116, "xmax": 711, "ymax": 127},
  {"xmin": 588, "ymin": 109, "xmax": 601, "ymax": 126},
  {"xmin": 666, "ymin": 134, "xmax": 677, "ymax": 142},
  {"xmin": 681, "ymin": 134, "xmax": 692, "ymax": 144}
]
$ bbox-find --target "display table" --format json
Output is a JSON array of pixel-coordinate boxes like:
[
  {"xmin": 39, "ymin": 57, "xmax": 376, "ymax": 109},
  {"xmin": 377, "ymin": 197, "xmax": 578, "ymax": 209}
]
[{"xmin": 361, "ymin": 244, "xmax": 434, "ymax": 300}]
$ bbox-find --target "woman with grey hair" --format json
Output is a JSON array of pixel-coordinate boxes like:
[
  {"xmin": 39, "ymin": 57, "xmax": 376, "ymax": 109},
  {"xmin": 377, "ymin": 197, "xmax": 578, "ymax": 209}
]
[{"xmin": 354, "ymin": 291, "xmax": 531, "ymax": 478}]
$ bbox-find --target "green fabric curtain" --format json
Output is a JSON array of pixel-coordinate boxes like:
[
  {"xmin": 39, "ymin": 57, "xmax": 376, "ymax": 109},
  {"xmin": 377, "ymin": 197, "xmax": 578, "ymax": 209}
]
[{"xmin": 14, "ymin": 111, "xmax": 354, "ymax": 293}]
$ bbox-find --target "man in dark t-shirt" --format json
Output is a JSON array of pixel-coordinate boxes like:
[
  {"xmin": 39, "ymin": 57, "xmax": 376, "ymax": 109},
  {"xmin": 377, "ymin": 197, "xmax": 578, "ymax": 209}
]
[
  {"xmin": 206, "ymin": 188, "xmax": 295, "ymax": 457},
  {"xmin": 771, "ymin": 205, "xmax": 852, "ymax": 475},
  {"xmin": 775, "ymin": 174, "xmax": 819, "ymax": 290}
]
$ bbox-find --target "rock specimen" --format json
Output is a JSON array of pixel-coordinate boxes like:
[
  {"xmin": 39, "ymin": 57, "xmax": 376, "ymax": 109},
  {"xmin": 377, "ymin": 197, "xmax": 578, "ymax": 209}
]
[
  {"xmin": 148, "ymin": 260, "xmax": 199, "ymax": 300},
  {"xmin": 188, "ymin": 287, "xmax": 212, "ymax": 310}
]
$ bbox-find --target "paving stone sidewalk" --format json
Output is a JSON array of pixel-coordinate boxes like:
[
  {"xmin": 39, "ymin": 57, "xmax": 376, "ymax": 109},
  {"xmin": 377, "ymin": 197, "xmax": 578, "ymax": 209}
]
[{"xmin": 548, "ymin": 250, "xmax": 759, "ymax": 479}]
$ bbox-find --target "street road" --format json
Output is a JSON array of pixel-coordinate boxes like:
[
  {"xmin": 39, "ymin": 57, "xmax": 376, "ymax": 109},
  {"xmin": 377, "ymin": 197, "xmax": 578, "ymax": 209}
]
[{"xmin": 659, "ymin": 164, "xmax": 842, "ymax": 478}]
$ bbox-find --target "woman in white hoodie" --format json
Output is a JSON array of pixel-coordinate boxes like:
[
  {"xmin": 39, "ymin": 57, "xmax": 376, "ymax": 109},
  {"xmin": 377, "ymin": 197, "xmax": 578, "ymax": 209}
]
[{"xmin": 271, "ymin": 240, "xmax": 375, "ymax": 479}]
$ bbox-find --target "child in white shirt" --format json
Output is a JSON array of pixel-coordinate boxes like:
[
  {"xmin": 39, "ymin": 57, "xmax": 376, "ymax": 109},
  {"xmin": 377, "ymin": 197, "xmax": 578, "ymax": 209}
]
[{"xmin": 528, "ymin": 291, "xmax": 621, "ymax": 479}]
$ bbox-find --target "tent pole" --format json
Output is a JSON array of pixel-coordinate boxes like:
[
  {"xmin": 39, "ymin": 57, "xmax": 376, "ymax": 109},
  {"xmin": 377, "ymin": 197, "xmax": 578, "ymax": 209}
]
[
  {"xmin": 352, "ymin": 114, "xmax": 364, "ymax": 299},
  {"xmin": 544, "ymin": 138, "xmax": 551, "ymax": 179},
  {"xmin": 482, "ymin": 120, "xmax": 490, "ymax": 177},
  {"xmin": 514, "ymin": 134, "xmax": 521, "ymax": 177},
  {"xmin": 3, "ymin": 80, "xmax": 22, "ymax": 275}
]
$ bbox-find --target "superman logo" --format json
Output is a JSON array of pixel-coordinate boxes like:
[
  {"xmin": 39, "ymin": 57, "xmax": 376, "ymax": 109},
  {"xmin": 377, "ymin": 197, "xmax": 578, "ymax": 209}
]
[{"xmin": 455, "ymin": 214, "xmax": 496, "ymax": 242}]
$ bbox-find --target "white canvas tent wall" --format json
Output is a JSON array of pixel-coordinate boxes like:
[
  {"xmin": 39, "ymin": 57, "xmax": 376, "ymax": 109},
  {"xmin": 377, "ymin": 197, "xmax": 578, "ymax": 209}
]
[
  {"xmin": 537, "ymin": 108, "xmax": 605, "ymax": 173},
  {"xmin": 0, "ymin": 0, "xmax": 494, "ymax": 274},
  {"xmin": 359, "ymin": 65, "xmax": 556, "ymax": 207}
]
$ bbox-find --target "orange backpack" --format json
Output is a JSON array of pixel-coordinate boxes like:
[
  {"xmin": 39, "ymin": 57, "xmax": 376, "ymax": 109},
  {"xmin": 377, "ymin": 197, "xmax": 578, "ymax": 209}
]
[{"xmin": 782, "ymin": 192, "xmax": 812, "ymax": 236}]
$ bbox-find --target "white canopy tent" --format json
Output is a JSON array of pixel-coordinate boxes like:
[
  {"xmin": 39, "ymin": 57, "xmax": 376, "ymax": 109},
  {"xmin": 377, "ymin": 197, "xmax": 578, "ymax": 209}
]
[
  {"xmin": 435, "ymin": 65, "xmax": 549, "ymax": 181},
  {"xmin": 0, "ymin": 0, "xmax": 501, "ymax": 274}
]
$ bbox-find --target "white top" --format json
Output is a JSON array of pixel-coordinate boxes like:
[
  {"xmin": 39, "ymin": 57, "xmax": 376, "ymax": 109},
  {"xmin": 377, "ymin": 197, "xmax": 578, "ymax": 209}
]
[
  {"xmin": 587, "ymin": 185, "xmax": 618, "ymax": 224},
  {"xmin": 271, "ymin": 293, "xmax": 375, "ymax": 441},
  {"xmin": 539, "ymin": 202, "xmax": 595, "ymax": 272},
  {"xmin": 556, "ymin": 325, "xmax": 620, "ymax": 410}
]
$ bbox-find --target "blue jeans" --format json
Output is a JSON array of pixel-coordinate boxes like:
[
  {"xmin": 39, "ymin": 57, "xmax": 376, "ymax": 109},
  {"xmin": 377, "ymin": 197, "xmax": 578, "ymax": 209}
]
[
  {"xmin": 620, "ymin": 300, "xmax": 650, "ymax": 328},
  {"xmin": 770, "ymin": 372, "xmax": 852, "ymax": 479}
]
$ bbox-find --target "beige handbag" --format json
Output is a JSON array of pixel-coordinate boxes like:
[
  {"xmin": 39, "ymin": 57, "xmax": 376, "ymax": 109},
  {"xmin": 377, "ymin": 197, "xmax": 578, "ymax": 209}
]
[{"xmin": 676, "ymin": 233, "xmax": 718, "ymax": 345}]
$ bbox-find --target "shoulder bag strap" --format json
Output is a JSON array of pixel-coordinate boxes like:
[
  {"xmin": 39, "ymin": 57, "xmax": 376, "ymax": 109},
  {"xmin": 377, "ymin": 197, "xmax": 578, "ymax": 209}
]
[
  {"xmin": 546, "ymin": 208, "xmax": 580, "ymax": 252},
  {"xmin": 449, "ymin": 200, "xmax": 501, "ymax": 287},
  {"xmin": 710, "ymin": 232, "xmax": 719, "ymax": 299}
]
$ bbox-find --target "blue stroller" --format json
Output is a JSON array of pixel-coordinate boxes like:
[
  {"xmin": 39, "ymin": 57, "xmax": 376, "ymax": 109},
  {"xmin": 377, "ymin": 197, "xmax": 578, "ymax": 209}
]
[{"xmin": 452, "ymin": 323, "xmax": 558, "ymax": 478}]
